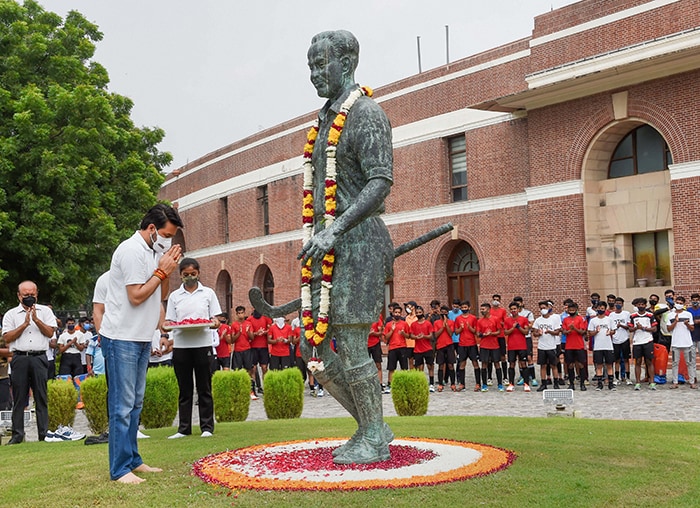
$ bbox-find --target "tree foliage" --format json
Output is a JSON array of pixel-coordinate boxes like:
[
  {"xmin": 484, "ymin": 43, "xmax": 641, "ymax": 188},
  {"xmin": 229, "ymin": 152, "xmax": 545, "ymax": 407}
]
[{"xmin": 0, "ymin": 0, "xmax": 171, "ymax": 309}]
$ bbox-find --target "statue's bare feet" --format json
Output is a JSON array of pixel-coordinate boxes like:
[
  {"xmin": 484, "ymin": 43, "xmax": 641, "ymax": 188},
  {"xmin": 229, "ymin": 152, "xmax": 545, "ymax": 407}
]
[
  {"xmin": 133, "ymin": 464, "xmax": 162, "ymax": 473},
  {"xmin": 116, "ymin": 472, "xmax": 145, "ymax": 484}
]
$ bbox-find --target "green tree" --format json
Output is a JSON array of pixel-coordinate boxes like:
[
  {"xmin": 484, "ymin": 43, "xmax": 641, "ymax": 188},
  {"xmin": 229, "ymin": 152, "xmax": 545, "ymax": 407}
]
[{"xmin": 0, "ymin": 0, "xmax": 171, "ymax": 309}]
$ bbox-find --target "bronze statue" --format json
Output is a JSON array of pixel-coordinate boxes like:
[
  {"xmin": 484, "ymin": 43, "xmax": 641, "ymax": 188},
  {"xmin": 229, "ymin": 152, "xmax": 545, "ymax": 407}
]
[{"xmin": 250, "ymin": 30, "xmax": 451, "ymax": 464}]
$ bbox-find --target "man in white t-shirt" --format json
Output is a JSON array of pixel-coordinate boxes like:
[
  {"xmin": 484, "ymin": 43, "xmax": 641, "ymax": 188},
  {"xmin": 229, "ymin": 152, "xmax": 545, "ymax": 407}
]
[
  {"xmin": 57, "ymin": 317, "xmax": 87, "ymax": 378},
  {"xmin": 532, "ymin": 301, "xmax": 562, "ymax": 391},
  {"xmin": 609, "ymin": 297, "xmax": 632, "ymax": 386},
  {"xmin": 666, "ymin": 296, "xmax": 696, "ymax": 389},
  {"xmin": 588, "ymin": 302, "xmax": 615, "ymax": 390},
  {"xmin": 99, "ymin": 204, "xmax": 182, "ymax": 484},
  {"xmin": 629, "ymin": 297, "xmax": 657, "ymax": 390}
]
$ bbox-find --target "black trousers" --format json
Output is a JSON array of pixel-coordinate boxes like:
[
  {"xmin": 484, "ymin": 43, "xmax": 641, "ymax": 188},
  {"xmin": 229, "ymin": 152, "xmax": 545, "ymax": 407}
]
[
  {"xmin": 10, "ymin": 354, "xmax": 49, "ymax": 442},
  {"xmin": 58, "ymin": 353, "xmax": 83, "ymax": 378},
  {"xmin": 173, "ymin": 347, "xmax": 214, "ymax": 434}
]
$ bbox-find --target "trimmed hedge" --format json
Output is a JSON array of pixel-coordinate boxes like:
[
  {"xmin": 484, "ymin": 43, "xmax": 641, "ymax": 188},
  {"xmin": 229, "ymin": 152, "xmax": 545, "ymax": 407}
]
[
  {"xmin": 141, "ymin": 366, "xmax": 178, "ymax": 429},
  {"xmin": 80, "ymin": 375, "xmax": 108, "ymax": 434},
  {"xmin": 391, "ymin": 370, "xmax": 429, "ymax": 416},
  {"xmin": 212, "ymin": 369, "xmax": 251, "ymax": 422},
  {"xmin": 263, "ymin": 368, "xmax": 304, "ymax": 419},
  {"xmin": 48, "ymin": 378, "xmax": 77, "ymax": 430}
]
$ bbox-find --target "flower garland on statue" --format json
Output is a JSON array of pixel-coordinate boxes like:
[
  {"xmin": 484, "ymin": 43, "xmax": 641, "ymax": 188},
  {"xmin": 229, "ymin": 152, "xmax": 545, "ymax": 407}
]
[{"xmin": 301, "ymin": 86, "xmax": 373, "ymax": 370}]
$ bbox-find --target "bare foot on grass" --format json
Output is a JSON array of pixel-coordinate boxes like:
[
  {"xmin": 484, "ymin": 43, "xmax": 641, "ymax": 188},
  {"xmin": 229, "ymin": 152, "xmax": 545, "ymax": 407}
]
[
  {"xmin": 133, "ymin": 464, "xmax": 163, "ymax": 473},
  {"xmin": 116, "ymin": 472, "xmax": 145, "ymax": 484}
]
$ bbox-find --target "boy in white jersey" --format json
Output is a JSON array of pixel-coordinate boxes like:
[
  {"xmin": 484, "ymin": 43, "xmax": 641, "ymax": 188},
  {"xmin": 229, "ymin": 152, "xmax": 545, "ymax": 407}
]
[
  {"xmin": 588, "ymin": 302, "xmax": 615, "ymax": 390},
  {"xmin": 666, "ymin": 296, "xmax": 696, "ymax": 389},
  {"xmin": 609, "ymin": 297, "xmax": 632, "ymax": 385},
  {"xmin": 532, "ymin": 301, "xmax": 562, "ymax": 392},
  {"xmin": 629, "ymin": 297, "xmax": 657, "ymax": 390}
]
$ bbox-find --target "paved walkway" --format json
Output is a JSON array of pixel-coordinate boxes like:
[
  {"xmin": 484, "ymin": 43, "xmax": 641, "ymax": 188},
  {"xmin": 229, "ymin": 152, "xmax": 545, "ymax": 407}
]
[{"xmin": 12, "ymin": 371, "xmax": 700, "ymax": 443}]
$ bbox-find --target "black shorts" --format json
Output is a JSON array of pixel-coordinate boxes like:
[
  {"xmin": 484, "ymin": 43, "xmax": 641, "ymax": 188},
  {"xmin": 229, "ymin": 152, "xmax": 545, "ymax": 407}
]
[
  {"xmin": 216, "ymin": 356, "xmax": 231, "ymax": 370},
  {"xmin": 251, "ymin": 347, "xmax": 269, "ymax": 366},
  {"xmin": 387, "ymin": 347, "xmax": 408, "ymax": 371},
  {"xmin": 413, "ymin": 351, "xmax": 435, "ymax": 367},
  {"xmin": 633, "ymin": 342, "xmax": 654, "ymax": 361},
  {"xmin": 458, "ymin": 345, "xmax": 479, "ymax": 363},
  {"xmin": 537, "ymin": 349, "xmax": 558, "ymax": 366},
  {"xmin": 525, "ymin": 336, "xmax": 533, "ymax": 356},
  {"xmin": 479, "ymin": 347, "xmax": 500, "ymax": 365},
  {"xmin": 368, "ymin": 343, "xmax": 382, "ymax": 364},
  {"xmin": 435, "ymin": 344, "xmax": 456, "ymax": 365},
  {"xmin": 507, "ymin": 349, "xmax": 528, "ymax": 363},
  {"xmin": 613, "ymin": 340, "xmax": 631, "ymax": 360},
  {"xmin": 269, "ymin": 355, "xmax": 292, "ymax": 370},
  {"xmin": 593, "ymin": 350, "xmax": 615, "ymax": 365},
  {"xmin": 564, "ymin": 349, "xmax": 587, "ymax": 365},
  {"xmin": 233, "ymin": 350, "xmax": 254, "ymax": 370},
  {"xmin": 498, "ymin": 337, "xmax": 507, "ymax": 358}
]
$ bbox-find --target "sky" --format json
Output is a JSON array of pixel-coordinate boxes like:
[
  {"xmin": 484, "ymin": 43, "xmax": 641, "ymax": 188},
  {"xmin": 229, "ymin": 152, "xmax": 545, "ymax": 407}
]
[{"xmin": 40, "ymin": 0, "xmax": 580, "ymax": 171}]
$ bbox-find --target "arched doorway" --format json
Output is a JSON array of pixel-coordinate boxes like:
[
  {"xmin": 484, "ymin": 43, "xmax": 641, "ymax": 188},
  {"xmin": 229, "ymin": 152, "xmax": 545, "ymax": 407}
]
[
  {"xmin": 447, "ymin": 242, "xmax": 480, "ymax": 312},
  {"xmin": 215, "ymin": 270, "xmax": 232, "ymax": 316},
  {"xmin": 254, "ymin": 264, "xmax": 275, "ymax": 305}
]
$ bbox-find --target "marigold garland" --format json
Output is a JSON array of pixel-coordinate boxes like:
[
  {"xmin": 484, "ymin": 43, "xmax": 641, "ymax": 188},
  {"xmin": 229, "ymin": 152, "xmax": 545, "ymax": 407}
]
[
  {"xmin": 300, "ymin": 86, "xmax": 373, "ymax": 347},
  {"xmin": 192, "ymin": 437, "xmax": 517, "ymax": 492}
]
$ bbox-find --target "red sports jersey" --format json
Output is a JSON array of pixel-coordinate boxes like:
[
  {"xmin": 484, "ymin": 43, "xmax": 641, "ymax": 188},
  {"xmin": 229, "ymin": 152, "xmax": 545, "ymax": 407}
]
[
  {"xmin": 504, "ymin": 315, "xmax": 528, "ymax": 351},
  {"xmin": 269, "ymin": 324, "xmax": 293, "ymax": 357},
  {"xmin": 231, "ymin": 320, "xmax": 252, "ymax": 352},
  {"xmin": 455, "ymin": 313, "xmax": 477, "ymax": 346},
  {"xmin": 433, "ymin": 318, "xmax": 455, "ymax": 349},
  {"xmin": 215, "ymin": 323, "xmax": 231, "ymax": 358},
  {"xmin": 411, "ymin": 319, "xmax": 434, "ymax": 354},
  {"xmin": 368, "ymin": 320, "xmax": 383, "ymax": 348},
  {"xmin": 490, "ymin": 306, "xmax": 507, "ymax": 337},
  {"xmin": 247, "ymin": 315, "xmax": 272, "ymax": 348},
  {"xmin": 476, "ymin": 316, "xmax": 500, "ymax": 350},
  {"xmin": 383, "ymin": 320, "xmax": 409, "ymax": 350},
  {"xmin": 562, "ymin": 315, "xmax": 587, "ymax": 350}
]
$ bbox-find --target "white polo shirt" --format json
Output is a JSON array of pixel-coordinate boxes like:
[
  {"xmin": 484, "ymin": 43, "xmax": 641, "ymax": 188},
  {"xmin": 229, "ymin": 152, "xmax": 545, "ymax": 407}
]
[
  {"xmin": 165, "ymin": 283, "xmax": 222, "ymax": 349},
  {"xmin": 100, "ymin": 231, "xmax": 161, "ymax": 342},
  {"xmin": 2, "ymin": 304, "xmax": 57, "ymax": 352},
  {"xmin": 668, "ymin": 310, "xmax": 693, "ymax": 348},
  {"xmin": 93, "ymin": 271, "xmax": 109, "ymax": 305}
]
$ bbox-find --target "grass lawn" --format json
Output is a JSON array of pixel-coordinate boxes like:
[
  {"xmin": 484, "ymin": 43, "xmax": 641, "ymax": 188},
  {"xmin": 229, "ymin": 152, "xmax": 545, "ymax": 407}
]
[{"xmin": 2, "ymin": 415, "xmax": 699, "ymax": 507}]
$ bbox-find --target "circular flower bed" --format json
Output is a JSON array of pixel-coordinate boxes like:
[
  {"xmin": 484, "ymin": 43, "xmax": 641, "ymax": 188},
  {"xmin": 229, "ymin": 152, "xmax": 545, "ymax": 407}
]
[{"xmin": 193, "ymin": 437, "xmax": 516, "ymax": 491}]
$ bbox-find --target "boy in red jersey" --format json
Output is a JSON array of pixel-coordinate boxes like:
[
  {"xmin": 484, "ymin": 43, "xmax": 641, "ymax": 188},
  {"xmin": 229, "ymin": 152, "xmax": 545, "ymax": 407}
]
[
  {"xmin": 476, "ymin": 303, "xmax": 502, "ymax": 392},
  {"xmin": 410, "ymin": 306, "xmax": 436, "ymax": 392},
  {"xmin": 561, "ymin": 302, "xmax": 588, "ymax": 391},
  {"xmin": 230, "ymin": 306, "xmax": 258, "ymax": 400},
  {"xmin": 382, "ymin": 306, "xmax": 410, "ymax": 394},
  {"xmin": 490, "ymin": 295, "xmax": 508, "ymax": 382},
  {"xmin": 503, "ymin": 302, "xmax": 531, "ymax": 391},
  {"xmin": 268, "ymin": 317, "xmax": 293, "ymax": 370},
  {"xmin": 433, "ymin": 305, "xmax": 456, "ymax": 392},
  {"xmin": 367, "ymin": 314, "xmax": 385, "ymax": 390},
  {"xmin": 214, "ymin": 313, "xmax": 232, "ymax": 370},
  {"xmin": 247, "ymin": 310, "xmax": 272, "ymax": 394},
  {"xmin": 454, "ymin": 301, "xmax": 479, "ymax": 392}
]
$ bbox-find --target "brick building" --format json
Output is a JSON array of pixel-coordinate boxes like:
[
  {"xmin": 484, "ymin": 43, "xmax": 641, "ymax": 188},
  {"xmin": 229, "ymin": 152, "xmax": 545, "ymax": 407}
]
[{"xmin": 159, "ymin": 0, "xmax": 700, "ymax": 317}]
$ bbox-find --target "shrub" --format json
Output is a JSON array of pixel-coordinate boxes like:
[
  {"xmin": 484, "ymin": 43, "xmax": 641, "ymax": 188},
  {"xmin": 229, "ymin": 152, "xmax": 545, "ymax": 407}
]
[
  {"xmin": 391, "ymin": 370, "xmax": 429, "ymax": 416},
  {"xmin": 212, "ymin": 369, "xmax": 251, "ymax": 422},
  {"xmin": 48, "ymin": 378, "xmax": 77, "ymax": 430},
  {"xmin": 263, "ymin": 368, "xmax": 304, "ymax": 419},
  {"xmin": 141, "ymin": 366, "xmax": 178, "ymax": 429},
  {"xmin": 80, "ymin": 375, "xmax": 108, "ymax": 434}
]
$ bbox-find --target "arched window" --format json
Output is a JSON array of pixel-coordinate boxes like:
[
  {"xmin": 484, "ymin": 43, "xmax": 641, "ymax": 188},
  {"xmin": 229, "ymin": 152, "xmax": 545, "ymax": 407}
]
[
  {"xmin": 447, "ymin": 242, "xmax": 480, "ymax": 311},
  {"xmin": 608, "ymin": 125, "xmax": 672, "ymax": 178},
  {"xmin": 262, "ymin": 266, "xmax": 274, "ymax": 305}
]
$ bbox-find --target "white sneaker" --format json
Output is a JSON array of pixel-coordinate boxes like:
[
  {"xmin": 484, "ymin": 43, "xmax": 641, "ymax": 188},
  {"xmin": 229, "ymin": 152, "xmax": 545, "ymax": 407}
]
[
  {"xmin": 317, "ymin": 389, "xmax": 324, "ymax": 397},
  {"xmin": 250, "ymin": 391, "xmax": 259, "ymax": 401},
  {"xmin": 137, "ymin": 430, "xmax": 150, "ymax": 439},
  {"xmin": 625, "ymin": 379, "xmax": 633, "ymax": 386},
  {"xmin": 201, "ymin": 431, "xmax": 213, "ymax": 438},
  {"xmin": 53, "ymin": 425, "xmax": 85, "ymax": 441},
  {"xmin": 429, "ymin": 384, "xmax": 436, "ymax": 393},
  {"xmin": 486, "ymin": 379, "xmax": 493, "ymax": 386},
  {"xmin": 168, "ymin": 432, "xmax": 187, "ymax": 439}
]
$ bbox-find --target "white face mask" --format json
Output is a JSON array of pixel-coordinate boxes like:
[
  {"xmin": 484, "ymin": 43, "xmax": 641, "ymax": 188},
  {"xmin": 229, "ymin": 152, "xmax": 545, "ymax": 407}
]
[
  {"xmin": 540, "ymin": 308, "xmax": 550, "ymax": 316},
  {"xmin": 675, "ymin": 303, "xmax": 684, "ymax": 310},
  {"xmin": 151, "ymin": 231, "xmax": 172, "ymax": 254},
  {"xmin": 274, "ymin": 317, "xmax": 285, "ymax": 329}
]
